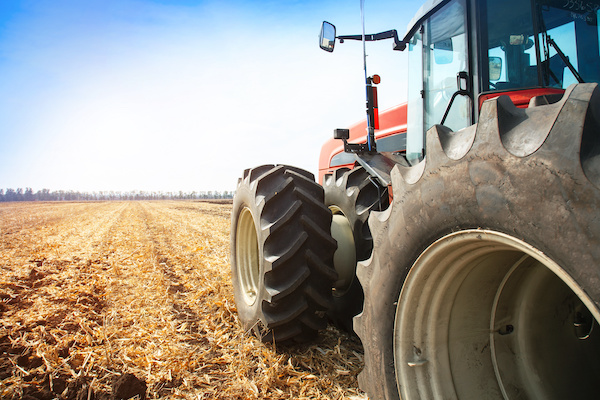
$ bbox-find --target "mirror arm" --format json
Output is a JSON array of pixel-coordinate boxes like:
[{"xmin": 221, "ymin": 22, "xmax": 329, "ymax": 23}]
[
  {"xmin": 337, "ymin": 29, "xmax": 406, "ymax": 51},
  {"xmin": 333, "ymin": 129, "xmax": 376, "ymax": 154}
]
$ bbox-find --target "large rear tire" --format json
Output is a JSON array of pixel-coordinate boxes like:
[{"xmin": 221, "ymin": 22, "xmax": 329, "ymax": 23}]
[
  {"xmin": 323, "ymin": 166, "xmax": 389, "ymax": 332},
  {"xmin": 355, "ymin": 83, "xmax": 600, "ymax": 399},
  {"xmin": 231, "ymin": 165, "xmax": 337, "ymax": 343}
]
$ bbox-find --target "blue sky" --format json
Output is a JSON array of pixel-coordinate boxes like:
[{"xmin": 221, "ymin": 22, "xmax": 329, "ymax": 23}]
[{"xmin": 0, "ymin": 0, "xmax": 420, "ymax": 192}]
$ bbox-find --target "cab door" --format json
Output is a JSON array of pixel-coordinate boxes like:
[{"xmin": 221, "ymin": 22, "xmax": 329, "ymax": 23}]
[{"xmin": 406, "ymin": 0, "xmax": 471, "ymax": 164}]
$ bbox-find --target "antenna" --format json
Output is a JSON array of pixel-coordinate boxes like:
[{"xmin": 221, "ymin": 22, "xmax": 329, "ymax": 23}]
[
  {"xmin": 361, "ymin": 0, "xmax": 367, "ymax": 79},
  {"xmin": 361, "ymin": 0, "xmax": 376, "ymax": 152}
]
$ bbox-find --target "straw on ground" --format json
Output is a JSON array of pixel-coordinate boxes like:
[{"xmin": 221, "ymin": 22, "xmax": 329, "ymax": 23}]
[{"xmin": 0, "ymin": 201, "xmax": 365, "ymax": 399}]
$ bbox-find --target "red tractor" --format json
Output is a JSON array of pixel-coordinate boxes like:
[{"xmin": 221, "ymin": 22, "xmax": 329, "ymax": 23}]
[{"xmin": 231, "ymin": 0, "xmax": 600, "ymax": 398}]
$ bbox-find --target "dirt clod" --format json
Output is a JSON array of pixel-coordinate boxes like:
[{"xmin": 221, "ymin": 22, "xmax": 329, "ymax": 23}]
[{"xmin": 111, "ymin": 373, "xmax": 147, "ymax": 400}]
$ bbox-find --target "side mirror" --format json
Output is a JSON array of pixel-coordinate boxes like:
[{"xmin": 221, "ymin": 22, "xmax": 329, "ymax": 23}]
[
  {"xmin": 320, "ymin": 21, "xmax": 336, "ymax": 52},
  {"xmin": 489, "ymin": 56, "xmax": 502, "ymax": 81}
]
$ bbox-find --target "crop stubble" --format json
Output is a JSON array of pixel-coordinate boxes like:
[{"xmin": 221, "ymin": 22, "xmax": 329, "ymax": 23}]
[{"xmin": 0, "ymin": 201, "xmax": 364, "ymax": 399}]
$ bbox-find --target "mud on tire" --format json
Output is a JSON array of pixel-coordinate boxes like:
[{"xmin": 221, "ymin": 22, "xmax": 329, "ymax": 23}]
[
  {"xmin": 323, "ymin": 166, "xmax": 388, "ymax": 332},
  {"xmin": 355, "ymin": 83, "xmax": 600, "ymax": 399},
  {"xmin": 231, "ymin": 165, "xmax": 337, "ymax": 343}
]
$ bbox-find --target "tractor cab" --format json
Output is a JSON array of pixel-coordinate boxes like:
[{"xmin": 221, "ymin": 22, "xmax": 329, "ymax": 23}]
[
  {"xmin": 319, "ymin": 0, "xmax": 600, "ymax": 172},
  {"xmin": 405, "ymin": 0, "xmax": 600, "ymax": 163}
]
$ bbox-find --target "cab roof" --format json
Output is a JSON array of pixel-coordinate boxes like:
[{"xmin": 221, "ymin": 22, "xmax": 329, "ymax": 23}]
[{"xmin": 404, "ymin": 0, "xmax": 451, "ymax": 41}]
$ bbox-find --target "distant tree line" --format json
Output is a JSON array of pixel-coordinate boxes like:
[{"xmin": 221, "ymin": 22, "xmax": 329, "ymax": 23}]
[{"xmin": 0, "ymin": 188, "xmax": 234, "ymax": 202}]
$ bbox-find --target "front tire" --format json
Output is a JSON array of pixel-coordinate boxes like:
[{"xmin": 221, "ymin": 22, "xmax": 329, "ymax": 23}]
[
  {"xmin": 323, "ymin": 166, "xmax": 389, "ymax": 332},
  {"xmin": 355, "ymin": 83, "xmax": 600, "ymax": 399},
  {"xmin": 231, "ymin": 165, "xmax": 337, "ymax": 343}
]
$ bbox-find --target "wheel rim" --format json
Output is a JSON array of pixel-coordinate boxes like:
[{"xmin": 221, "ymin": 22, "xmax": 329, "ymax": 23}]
[
  {"xmin": 330, "ymin": 206, "xmax": 357, "ymax": 296},
  {"xmin": 236, "ymin": 207, "xmax": 260, "ymax": 306},
  {"xmin": 394, "ymin": 230, "xmax": 600, "ymax": 399}
]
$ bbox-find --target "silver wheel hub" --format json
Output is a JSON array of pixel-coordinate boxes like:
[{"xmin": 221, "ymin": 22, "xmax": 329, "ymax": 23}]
[
  {"xmin": 330, "ymin": 206, "xmax": 357, "ymax": 296},
  {"xmin": 395, "ymin": 230, "xmax": 600, "ymax": 399},
  {"xmin": 236, "ymin": 207, "xmax": 260, "ymax": 306}
]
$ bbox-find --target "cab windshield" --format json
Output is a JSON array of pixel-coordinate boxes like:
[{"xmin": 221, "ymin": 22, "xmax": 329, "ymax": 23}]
[{"xmin": 486, "ymin": 0, "xmax": 600, "ymax": 90}]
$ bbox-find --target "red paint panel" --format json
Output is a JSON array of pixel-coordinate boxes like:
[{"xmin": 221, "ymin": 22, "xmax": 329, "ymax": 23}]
[
  {"xmin": 318, "ymin": 103, "xmax": 407, "ymax": 184},
  {"xmin": 478, "ymin": 88, "xmax": 565, "ymax": 109}
]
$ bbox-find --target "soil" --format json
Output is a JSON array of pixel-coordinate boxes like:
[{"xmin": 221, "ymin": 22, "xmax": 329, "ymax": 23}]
[{"xmin": 0, "ymin": 201, "xmax": 364, "ymax": 399}]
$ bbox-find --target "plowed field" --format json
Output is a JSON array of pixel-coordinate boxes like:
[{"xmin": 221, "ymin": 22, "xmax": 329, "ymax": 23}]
[{"xmin": 0, "ymin": 201, "xmax": 364, "ymax": 399}]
